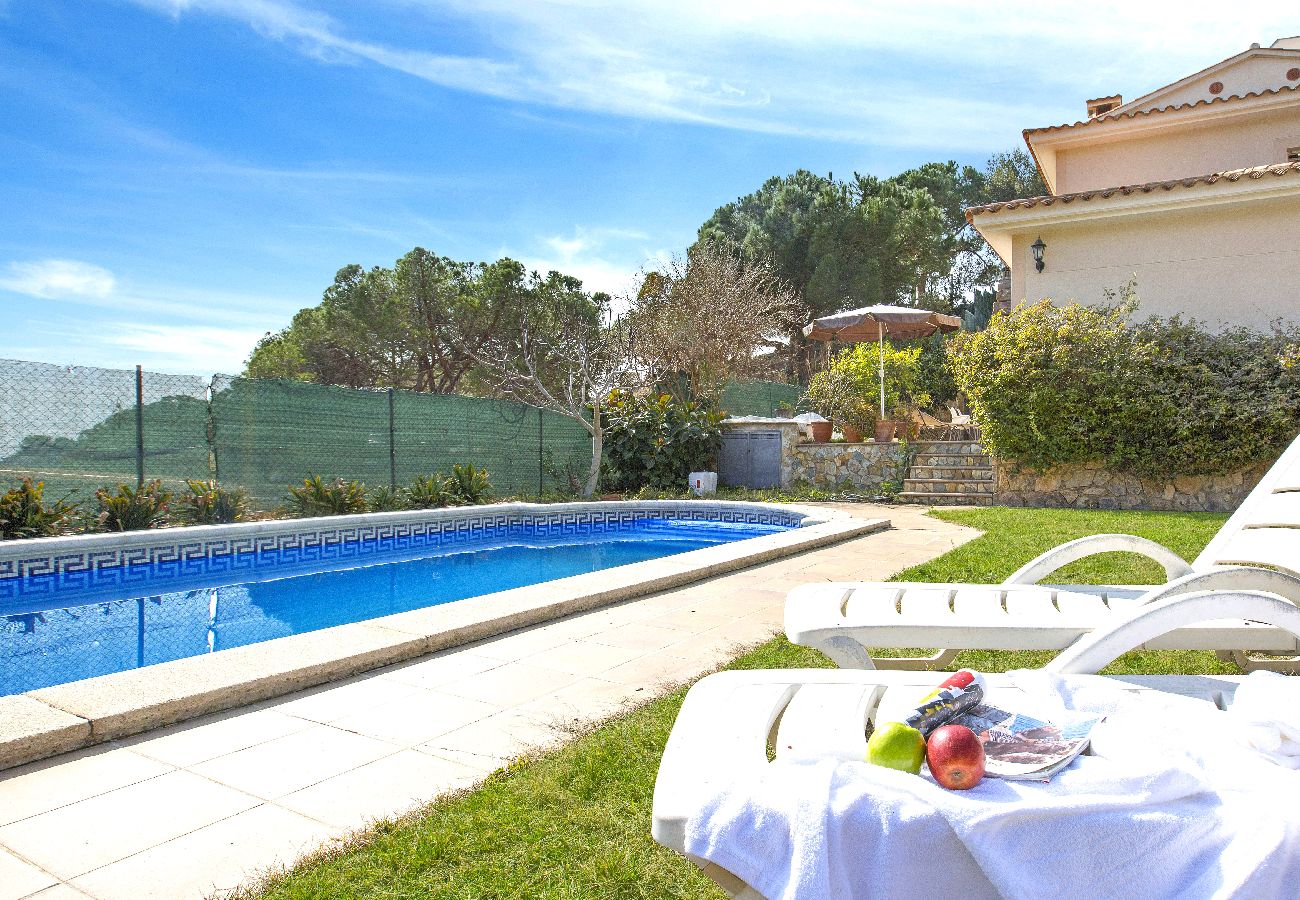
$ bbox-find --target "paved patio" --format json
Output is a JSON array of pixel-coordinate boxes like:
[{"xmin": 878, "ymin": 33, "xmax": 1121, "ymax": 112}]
[{"xmin": 0, "ymin": 504, "xmax": 977, "ymax": 900}]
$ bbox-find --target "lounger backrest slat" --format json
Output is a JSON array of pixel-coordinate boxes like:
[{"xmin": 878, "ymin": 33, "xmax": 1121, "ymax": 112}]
[
  {"xmin": 1002, "ymin": 588, "xmax": 1058, "ymax": 617},
  {"xmin": 842, "ymin": 586, "xmax": 904, "ymax": 619},
  {"xmin": 774, "ymin": 683, "xmax": 880, "ymax": 760},
  {"xmin": 1193, "ymin": 433, "xmax": 1300, "ymax": 570},
  {"xmin": 1200, "ymin": 529, "xmax": 1300, "ymax": 576},
  {"xmin": 1237, "ymin": 492, "xmax": 1300, "ymax": 527},
  {"xmin": 1053, "ymin": 591, "xmax": 1110, "ymax": 616},
  {"xmin": 951, "ymin": 588, "xmax": 1005, "ymax": 619},
  {"xmin": 899, "ymin": 588, "xmax": 955, "ymax": 618}
]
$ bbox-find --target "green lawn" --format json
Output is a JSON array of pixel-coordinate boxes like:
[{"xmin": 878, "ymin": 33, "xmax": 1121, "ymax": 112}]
[{"xmin": 239, "ymin": 506, "xmax": 1229, "ymax": 900}]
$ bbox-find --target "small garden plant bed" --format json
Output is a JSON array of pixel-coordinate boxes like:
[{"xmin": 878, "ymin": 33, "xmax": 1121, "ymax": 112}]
[{"xmin": 235, "ymin": 507, "xmax": 1230, "ymax": 899}]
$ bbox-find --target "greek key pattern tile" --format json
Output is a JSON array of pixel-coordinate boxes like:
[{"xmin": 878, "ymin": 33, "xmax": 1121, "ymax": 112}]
[{"xmin": 0, "ymin": 507, "xmax": 802, "ymax": 596}]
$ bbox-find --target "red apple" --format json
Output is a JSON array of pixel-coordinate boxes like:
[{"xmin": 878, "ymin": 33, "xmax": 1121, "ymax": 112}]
[{"xmin": 926, "ymin": 724, "xmax": 986, "ymax": 790}]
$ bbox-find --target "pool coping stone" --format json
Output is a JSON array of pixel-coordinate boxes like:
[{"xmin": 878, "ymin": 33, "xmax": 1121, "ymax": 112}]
[{"xmin": 1, "ymin": 501, "xmax": 884, "ymax": 770}]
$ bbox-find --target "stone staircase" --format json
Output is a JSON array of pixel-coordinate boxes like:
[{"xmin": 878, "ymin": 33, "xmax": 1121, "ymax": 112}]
[{"xmin": 896, "ymin": 439, "xmax": 994, "ymax": 506}]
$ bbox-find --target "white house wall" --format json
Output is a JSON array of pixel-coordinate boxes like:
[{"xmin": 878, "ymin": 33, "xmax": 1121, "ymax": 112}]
[
  {"xmin": 1008, "ymin": 194, "xmax": 1300, "ymax": 330},
  {"xmin": 1054, "ymin": 106, "xmax": 1300, "ymax": 194}
]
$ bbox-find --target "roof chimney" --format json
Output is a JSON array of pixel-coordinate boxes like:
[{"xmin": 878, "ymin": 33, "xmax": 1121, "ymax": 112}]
[{"xmin": 1086, "ymin": 95, "xmax": 1123, "ymax": 119}]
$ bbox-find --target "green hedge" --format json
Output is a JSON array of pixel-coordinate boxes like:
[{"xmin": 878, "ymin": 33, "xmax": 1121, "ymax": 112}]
[
  {"xmin": 602, "ymin": 392, "xmax": 722, "ymax": 491},
  {"xmin": 949, "ymin": 301, "xmax": 1300, "ymax": 477}
]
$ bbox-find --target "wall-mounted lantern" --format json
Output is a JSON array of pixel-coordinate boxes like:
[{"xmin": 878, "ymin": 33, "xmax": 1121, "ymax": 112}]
[{"xmin": 1030, "ymin": 236, "xmax": 1047, "ymax": 273}]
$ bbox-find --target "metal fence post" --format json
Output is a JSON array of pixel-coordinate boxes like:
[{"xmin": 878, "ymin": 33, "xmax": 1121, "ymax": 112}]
[
  {"xmin": 388, "ymin": 388, "xmax": 397, "ymax": 491},
  {"xmin": 205, "ymin": 377, "xmax": 219, "ymax": 482},
  {"xmin": 537, "ymin": 406, "xmax": 544, "ymax": 496},
  {"xmin": 134, "ymin": 364, "xmax": 145, "ymax": 487}
]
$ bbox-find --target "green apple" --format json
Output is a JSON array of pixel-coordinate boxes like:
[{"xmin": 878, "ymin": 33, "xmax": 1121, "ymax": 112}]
[{"xmin": 865, "ymin": 721, "xmax": 926, "ymax": 775}]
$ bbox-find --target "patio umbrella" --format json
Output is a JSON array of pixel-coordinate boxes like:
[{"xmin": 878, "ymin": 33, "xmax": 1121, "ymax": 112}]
[{"xmin": 803, "ymin": 304, "xmax": 961, "ymax": 418}]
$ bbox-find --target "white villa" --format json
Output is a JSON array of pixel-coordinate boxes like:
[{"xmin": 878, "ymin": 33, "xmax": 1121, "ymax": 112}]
[{"xmin": 969, "ymin": 37, "xmax": 1300, "ymax": 330}]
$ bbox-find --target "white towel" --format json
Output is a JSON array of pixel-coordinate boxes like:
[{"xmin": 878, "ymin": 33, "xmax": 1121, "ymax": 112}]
[{"xmin": 683, "ymin": 672, "xmax": 1300, "ymax": 900}]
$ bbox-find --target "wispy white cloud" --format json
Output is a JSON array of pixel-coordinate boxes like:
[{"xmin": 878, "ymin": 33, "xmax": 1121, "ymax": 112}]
[
  {"xmin": 513, "ymin": 225, "xmax": 668, "ymax": 299},
  {"xmin": 0, "ymin": 259, "xmax": 116, "ymax": 299},
  {"xmin": 122, "ymin": 0, "xmax": 1299, "ymax": 148},
  {"xmin": 0, "ymin": 257, "xmax": 294, "ymax": 325},
  {"xmin": 24, "ymin": 317, "xmax": 269, "ymax": 374},
  {"xmin": 103, "ymin": 323, "xmax": 269, "ymax": 374}
]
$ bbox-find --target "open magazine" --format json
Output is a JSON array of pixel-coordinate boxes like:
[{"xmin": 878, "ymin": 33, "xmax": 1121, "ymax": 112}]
[
  {"xmin": 951, "ymin": 701, "xmax": 1101, "ymax": 781},
  {"xmin": 903, "ymin": 671, "xmax": 1103, "ymax": 782}
]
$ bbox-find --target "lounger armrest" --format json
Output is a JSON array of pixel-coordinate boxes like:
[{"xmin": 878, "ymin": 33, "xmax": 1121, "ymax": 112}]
[
  {"xmin": 1003, "ymin": 534, "xmax": 1192, "ymax": 586},
  {"xmin": 1137, "ymin": 566, "xmax": 1300, "ymax": 605},
  {"xmin": 785, "ymin": 584, "xmax": 882, "ymax": 669},
  {"xmin": 1048, "ymin": 590, "xmax": 1300, "ymax": 675}
]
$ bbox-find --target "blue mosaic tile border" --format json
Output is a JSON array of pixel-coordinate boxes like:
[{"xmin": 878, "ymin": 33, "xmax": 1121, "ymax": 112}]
[{"xmin": 0, "ymin": 504, "xmax": 806, "ymax": 592}]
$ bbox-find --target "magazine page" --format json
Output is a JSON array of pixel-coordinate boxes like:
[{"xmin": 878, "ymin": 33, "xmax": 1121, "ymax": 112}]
[{"xmin": 953, "ymin": 702, "xmax": 1102, "ymax": 781}]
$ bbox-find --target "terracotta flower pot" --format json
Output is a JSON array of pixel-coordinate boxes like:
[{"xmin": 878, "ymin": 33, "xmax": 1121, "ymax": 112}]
[
  {"xmin": 809, "ymin": 421, "xmax": 833, "ymax": 442},
  {"xmin": 841, "ymin": 424, "xmax": 864, "ymax": 443},
  {"xmin": 874, "ymin": 420, "xmax": 896, "ymax": 443}
]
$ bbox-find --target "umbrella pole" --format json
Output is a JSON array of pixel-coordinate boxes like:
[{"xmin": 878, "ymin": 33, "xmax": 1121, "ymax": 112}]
[{"xmin": 878, "ymin": 321, "xmax": 886, "ymax": 420}]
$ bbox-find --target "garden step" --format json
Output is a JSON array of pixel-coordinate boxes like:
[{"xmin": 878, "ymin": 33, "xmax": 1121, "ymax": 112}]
[
  {"xmin": 911, "ymin": 453, "xmax": 991, "ymax": 469},
  {"xmin": 909, "ymin": 442, "xmax": 985, "ymax": 456},
  {"xmin": 895, "ymin": 491, "xmax": 992, "ymax": 507},
  {"xmin": 907, "ymin": 465, "xmax": 993, "ymax": 481},
  {"xmin": 902, "ymin": 478, "xmax": 994, "ymax": 494}
]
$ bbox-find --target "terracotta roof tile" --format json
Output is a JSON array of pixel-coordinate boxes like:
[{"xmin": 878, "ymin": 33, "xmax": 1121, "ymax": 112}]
[
  {"xmin": 964, "ymin": 161, "xmax": 1300, "ymax": 222},
  {"xmin": 1024, "ymin": 84, "xmax": 1300, "ymax": 136}
]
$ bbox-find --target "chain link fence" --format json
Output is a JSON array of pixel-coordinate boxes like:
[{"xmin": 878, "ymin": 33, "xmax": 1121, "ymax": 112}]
[{"xmin": 1, "ymin": 358, "xmax": 800, "ymax": 509}]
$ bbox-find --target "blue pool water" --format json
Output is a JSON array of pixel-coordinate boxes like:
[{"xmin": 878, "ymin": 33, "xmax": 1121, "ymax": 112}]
[{"xmin": 1, "ymin": 518, "xmax": 790, "ymax": 695}]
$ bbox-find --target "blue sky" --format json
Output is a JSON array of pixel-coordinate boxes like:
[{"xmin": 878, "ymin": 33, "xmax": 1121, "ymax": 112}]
[{"xmin": 1, "ymin": 1, "xmax": 1295, "ymax": 375}]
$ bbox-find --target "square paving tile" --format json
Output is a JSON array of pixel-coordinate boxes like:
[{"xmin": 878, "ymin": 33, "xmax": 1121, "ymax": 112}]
[
  {"xmin": 329, "ymin": 689, "xmax": 500, "ymax": 747},
  {"xmin": 379, "ymin": 650, "xmax": 504, "ymax": 690},
  {"xmin": 25, "ymin": 885, "xmax": 96, "ymax": 899},
  {"xmin": 644, "ymin": 607, "xmax": 737, "ymax": 632},
  {"xmin": 0, "ymin": 746, "xmax": 171, "ymax": 828},
  {"xmin": 70, "ymin": 803, "xmax": 338, "ymax": 900},
  {"xmin": 585, "ymin": 623, "xmax": 687, "ymax": 653},
  {"xmin": 470, "ymin": 625, "xmax": 580, "ymax": 659},
  {"xmin": 512, "ymin": 677, "xmax": 645, "ymax": 731},
  {"xmin": 276, "ymin": 749, "xmax": 484, "ymax": 829},
  {"xmin": 270, "ymin": 674, "xmax": 422, "ymax": 725},
  {"xmin": 661, "ymin": 630, "xmax": 747, "ymax": 667},
  {"xmin": 418, "ymin": 710, "xmax": 566, "ymax": 772},
  {"xmin": 120, "ymin": 706, "xmax": 313, "ymax": 769},
  {"xmin": 189, "ymin": 725, "xmax": 396, "ymax": 800},
  {"xmin": 518, "ymin": 640, "xmax": 643, "ymax": 677},
  {"xmin": 0, "ymin": 769, "xmax": 260, "ymax": 880},
  {"xmin": 0, "ymin": 846, "xmax": 57, "ymax": 899},
  {"xmin": 436, "ymin": 662, "xmax": 579, "ymax": 707},
  {"xmin": 599, "ymin": 653, "xmax": 708, "ymax": 691}
]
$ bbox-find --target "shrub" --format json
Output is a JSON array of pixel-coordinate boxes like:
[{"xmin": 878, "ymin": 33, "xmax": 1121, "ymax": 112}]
[
  {"xmin": 603, "ymin": 391, "xmax": 723, "ymax": 491},
  {"xmin": 447, "ymin": 464, "xmax": 492, "ymax": 505},
  {"xmin": 406, "ymin": 474, "xmax": 454, "ymax": 509},
  {"xmin": 286, "ymin": 475, "xmax": 368, "ymax": 517},
  {"xmin": 915, "ymin": 331, "xmax": 959, "ymax": 409},
  {"xmin": 93, "ymin": 480, "xmax": 171, "ymax": 531},
  {"xmin": 804, "ymin": 343, "xmax": 931, "ymax": 431},
  {"xmin": 368, "ymin": 485, "xmax": 410, "ymax": 512},
  {"xmin": 172, "ymin": 480, "xmax": 250, "ymax": 525},
  {"xmin": 948, "ymin": 301, "xmax": 1300, "ymax": 477},
  {"xmin": 0, "ymin": 479, "xmax": 77, "ymax": 540}
]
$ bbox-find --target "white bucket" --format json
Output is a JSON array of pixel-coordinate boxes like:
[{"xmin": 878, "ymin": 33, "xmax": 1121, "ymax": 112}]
[{"xmin": 689, "ymin": 471, "xmax": 718, "ymax": 496}]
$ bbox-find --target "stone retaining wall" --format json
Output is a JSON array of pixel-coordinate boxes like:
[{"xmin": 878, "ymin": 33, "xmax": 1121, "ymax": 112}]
[
  {"xmin": 992, "ymin": 459, "xmax": 1269, "ymax": 512},
  {"xmin": 789, "ymin": 441, "xmax": 911, "ymax": 492}
]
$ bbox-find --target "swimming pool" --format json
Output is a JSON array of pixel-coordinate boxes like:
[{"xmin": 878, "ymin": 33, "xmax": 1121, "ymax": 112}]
[{"xmin": 2, "ymin": 513, "xmax": 792, "ymax": 695}]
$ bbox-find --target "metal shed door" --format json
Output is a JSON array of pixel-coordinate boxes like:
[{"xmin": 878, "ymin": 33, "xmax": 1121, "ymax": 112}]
[{"xmin": 718, "ymin": 430, "xmax": 781, "ymax": 489}]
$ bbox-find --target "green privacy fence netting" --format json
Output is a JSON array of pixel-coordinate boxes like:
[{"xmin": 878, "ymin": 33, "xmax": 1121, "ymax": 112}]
[
  {"xmin": 1, "ymin": 358, "xmax": 798, "ymax": 507},
  {"xmin": 719, "ymin": 379, "xmax": 802, "ymax": 418}
]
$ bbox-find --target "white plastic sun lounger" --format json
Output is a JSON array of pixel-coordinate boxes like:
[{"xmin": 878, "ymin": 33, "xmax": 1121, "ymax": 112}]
[
  {"xmin": 653, "ymin": 590, "xmax": 1300, "ymax": 898},
  {"xmin": 786, "ymin": 434, "xmax": 1300, "ymax": 672}
]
